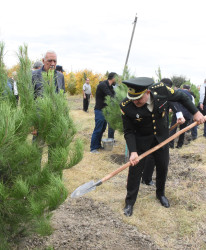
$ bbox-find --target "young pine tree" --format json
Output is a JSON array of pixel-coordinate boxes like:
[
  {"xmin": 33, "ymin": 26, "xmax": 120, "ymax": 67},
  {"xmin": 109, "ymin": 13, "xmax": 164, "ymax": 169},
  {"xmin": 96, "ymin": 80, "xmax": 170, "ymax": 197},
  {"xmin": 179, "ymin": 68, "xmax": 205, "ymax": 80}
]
[
  {"xmin": 0, "ymin": 44, "xmax": 83, "ymax": 249},
  {"xmin": 103, "ymin": 67, "xmax": 132, "ymax": 133}
]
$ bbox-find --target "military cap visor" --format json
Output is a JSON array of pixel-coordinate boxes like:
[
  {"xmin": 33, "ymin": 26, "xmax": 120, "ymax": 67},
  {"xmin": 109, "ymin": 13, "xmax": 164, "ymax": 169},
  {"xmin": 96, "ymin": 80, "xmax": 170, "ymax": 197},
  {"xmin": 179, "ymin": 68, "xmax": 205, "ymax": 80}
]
[{"xmin": 122, "ymin": 77, "xmax": 154, "ymax": 100}]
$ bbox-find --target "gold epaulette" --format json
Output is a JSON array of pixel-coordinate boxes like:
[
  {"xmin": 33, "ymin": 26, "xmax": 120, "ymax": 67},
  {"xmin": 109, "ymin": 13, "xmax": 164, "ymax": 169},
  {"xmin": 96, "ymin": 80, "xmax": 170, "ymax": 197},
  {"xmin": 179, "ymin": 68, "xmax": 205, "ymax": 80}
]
[
  {"xmin": 150, "ymin": 82, "xmax": 164, "ymax": 89},
  {"xmin": 121, "ymin": 99, "xmax": 131, "ymax": 107}
]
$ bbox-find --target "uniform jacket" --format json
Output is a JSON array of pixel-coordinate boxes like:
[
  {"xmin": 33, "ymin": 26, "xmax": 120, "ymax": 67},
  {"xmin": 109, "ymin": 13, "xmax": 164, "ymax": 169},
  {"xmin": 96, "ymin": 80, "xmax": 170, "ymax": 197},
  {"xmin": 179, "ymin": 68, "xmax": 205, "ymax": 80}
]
[
  {"xmin": 32, "ymin": 67, "xmax": 65, "ymax": 99},
  {"xmin": 120, "ymin": 82, "xmax": 198, "ymax": 153}
]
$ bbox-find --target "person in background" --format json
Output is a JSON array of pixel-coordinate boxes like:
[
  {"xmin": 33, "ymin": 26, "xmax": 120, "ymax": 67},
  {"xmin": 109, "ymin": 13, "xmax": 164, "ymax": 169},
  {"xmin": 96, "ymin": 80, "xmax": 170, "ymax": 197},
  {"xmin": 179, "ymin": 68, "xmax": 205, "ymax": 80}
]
[
  {"xmin": 7, "ymin": 71, "xmax": 19, "ymax": 104},
  {"xmin": 31, "ymin": 50, "xmax": 66, "ymax": 162},
  {"xmin": 90, "ymin": 72, "xmax": 117, "ymax": 153},
  {"xmin": 33, "ymin": 61, "xmax": 43, "ymax": 70},
  {"xmin": 83, "ymin": 78, "xmax": 92, "ymax": 112},
  {"xmin": 199, "ymin": 79, "xmax": 206, "ymax": 138},
  {"xmin": 169, "ymin": 85, "xmax": 194, "ymax": 148},
  {"xmin": 190, "ymin": 89, "xmax": 198, "ymax": 140},
  {"xmin": 56, "ymin": 65, "xmax": 65, "ymax": 73},
  {"xmin": 32, "ymin": 51, "xmax": 65, "ymax": 99}
]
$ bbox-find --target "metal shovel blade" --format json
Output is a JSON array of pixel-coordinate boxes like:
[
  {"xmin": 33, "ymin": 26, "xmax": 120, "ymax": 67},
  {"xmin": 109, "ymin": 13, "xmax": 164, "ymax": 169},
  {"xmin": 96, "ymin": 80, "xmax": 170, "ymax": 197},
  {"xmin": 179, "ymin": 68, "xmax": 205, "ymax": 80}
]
[{"xmin": 71, "ymin": 180, "xmax": 102, "ymax": 198}]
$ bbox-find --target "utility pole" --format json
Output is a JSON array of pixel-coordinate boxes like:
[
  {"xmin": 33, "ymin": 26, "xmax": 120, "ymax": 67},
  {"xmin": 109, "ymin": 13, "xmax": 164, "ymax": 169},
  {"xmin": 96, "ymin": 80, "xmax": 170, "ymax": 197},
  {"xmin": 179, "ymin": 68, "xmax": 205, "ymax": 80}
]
[{"xmin": 124, "ymin": 14, "xmax": 138, "ymax": 71}]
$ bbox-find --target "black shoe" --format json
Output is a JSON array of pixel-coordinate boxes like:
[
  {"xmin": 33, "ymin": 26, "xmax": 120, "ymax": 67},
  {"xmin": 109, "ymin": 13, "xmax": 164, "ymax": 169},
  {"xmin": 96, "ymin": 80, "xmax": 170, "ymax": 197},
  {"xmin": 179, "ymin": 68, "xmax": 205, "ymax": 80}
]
[
  {"xmin": 156, "ymin": 195, "xmax": 170, "ymax": 208},
  {"xmin": 176, "ymin": 145, "xmax": 182, "ymax": 149},
  {"xmin": 142, "ymin": 180, "xmax": 154, "ymax": 186},
  {"xmin": 123, "ymin": 204, "xmax": 133, "ymax": 217},
  {"xmin": 169, "ymin": 144, "xmax": 174, "ymax": 149}
]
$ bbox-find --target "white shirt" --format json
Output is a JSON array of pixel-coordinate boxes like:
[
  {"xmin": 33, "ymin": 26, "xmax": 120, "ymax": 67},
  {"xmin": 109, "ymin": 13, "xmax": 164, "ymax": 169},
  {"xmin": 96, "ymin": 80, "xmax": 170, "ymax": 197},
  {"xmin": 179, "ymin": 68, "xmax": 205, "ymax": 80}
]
[
  {"xmin": 199, "ymin": 82, "xmax": 206, "ymax": 104},
  {"xmin": 83, "ymin": 83, "xmax": 91, "ymax": 94},
  {"xmin": 13, "ymin": 81, "xmax": 18, "ymax": 95}
]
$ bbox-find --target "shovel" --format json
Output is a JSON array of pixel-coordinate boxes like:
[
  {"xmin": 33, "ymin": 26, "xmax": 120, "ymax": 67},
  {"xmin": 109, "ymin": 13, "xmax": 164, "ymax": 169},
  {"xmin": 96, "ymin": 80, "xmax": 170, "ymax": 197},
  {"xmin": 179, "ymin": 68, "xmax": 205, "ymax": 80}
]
[{"xmin": 71, "ymin": 120, "xmax": 199, "ymax": 198}]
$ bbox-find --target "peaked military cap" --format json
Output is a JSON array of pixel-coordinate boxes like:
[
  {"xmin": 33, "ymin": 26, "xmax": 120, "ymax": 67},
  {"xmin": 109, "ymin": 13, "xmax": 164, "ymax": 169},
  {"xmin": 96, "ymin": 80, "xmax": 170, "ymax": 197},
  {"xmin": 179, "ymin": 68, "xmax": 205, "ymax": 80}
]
[{"xmin": 122, "ymin": 77, "xmax": 154, "ymax": 100}]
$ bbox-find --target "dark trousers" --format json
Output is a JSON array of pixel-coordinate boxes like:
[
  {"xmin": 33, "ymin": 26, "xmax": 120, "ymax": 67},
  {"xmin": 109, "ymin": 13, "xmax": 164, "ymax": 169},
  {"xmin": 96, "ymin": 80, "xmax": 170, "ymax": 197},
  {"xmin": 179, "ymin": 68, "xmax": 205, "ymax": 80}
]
[
  {"xmin": 83, "ymin": 94, "xmax": 90, "ymax": 112},
  {"xmin": 142, "ymin": 155, "xmax": 155, "ymax": 182},
  {"xmin": 90, "ymin": 109, "xmax": 107, "ymax": 151},
  {"xmin": 126, "ymin": 138, "xmax": 169, "ymax": 206},
  {"xmin": 191, "ymin": 125, "xmax": 198, "ymax": 139},
  {"xmin": 169, "ymin": 114, "xmax": 190, "ymax": 148},
  {"xmin": 108, "ymin": 124, "xmax": 115, "ymax": 139}
]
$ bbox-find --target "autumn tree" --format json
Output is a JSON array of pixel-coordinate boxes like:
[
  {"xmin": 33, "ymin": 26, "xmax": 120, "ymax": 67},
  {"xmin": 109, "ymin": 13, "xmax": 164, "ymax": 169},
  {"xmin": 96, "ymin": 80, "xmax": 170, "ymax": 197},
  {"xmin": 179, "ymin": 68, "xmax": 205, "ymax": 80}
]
[{"xmin": 64, "ymin": 69, "xmax": 105, "ymax": 96}]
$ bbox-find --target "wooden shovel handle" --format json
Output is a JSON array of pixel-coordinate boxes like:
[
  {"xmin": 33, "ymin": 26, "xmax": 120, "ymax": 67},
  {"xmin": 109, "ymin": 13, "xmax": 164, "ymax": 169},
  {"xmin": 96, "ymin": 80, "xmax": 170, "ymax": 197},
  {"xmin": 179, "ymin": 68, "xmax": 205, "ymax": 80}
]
[
  {"xmin": 169, "ymin": 122, "xmax": 178, "ymax": 131},
  {"xmin": 101, "ymin": 120, "xmax": 200, "ymax": 183}
]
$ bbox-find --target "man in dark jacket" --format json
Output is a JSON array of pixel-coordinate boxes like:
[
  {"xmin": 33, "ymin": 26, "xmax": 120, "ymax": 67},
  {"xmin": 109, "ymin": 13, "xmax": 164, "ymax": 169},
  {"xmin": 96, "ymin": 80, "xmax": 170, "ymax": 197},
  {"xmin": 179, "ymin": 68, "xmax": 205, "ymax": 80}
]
[
  {"xmin": 32, "ymin": 50, "xmax": 65, "ymax": 99},
  {"xmin": 90, "ymin": 72, "xmax": 117, "ymax": 153},
  {"xmin": 31, "ymin": 50, "xmax": 65, "ymax": 140},
  {"xmin": 169, "ymin": 85, "xmax": 193, "ymax": 148},
  {"xmin": 120, "ymin": 77, "xmax": 205, "ymax": 217}
]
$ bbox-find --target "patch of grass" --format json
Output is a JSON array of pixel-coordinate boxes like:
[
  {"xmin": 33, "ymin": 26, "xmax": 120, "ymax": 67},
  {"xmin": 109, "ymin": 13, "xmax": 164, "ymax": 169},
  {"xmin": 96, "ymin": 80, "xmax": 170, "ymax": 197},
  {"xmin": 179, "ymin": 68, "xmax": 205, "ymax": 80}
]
[{"xmin": 35, "ymin": 216, "xmax": 54, "ymax": 236}]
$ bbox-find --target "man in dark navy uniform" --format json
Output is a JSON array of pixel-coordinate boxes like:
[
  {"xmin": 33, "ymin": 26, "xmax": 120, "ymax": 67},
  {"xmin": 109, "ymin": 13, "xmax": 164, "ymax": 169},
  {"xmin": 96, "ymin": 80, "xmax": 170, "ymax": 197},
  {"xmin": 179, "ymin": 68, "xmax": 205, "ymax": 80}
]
[{"xmin": 120, "ymin": 77, "xmax": 206, "ymax": 216}]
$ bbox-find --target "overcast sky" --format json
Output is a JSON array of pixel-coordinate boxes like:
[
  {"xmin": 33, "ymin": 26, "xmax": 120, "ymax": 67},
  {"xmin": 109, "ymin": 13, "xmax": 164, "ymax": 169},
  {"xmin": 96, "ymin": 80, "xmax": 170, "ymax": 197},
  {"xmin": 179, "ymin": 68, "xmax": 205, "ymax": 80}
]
[{"xmin": 0, "ymin": 0, "xmax": 205, "ymax": 85}]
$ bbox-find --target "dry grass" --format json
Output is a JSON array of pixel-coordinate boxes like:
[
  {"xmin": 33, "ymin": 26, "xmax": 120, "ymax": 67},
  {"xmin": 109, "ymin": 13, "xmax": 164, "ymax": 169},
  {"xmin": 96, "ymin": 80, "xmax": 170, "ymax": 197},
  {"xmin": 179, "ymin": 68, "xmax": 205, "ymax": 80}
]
[{"xmin": 63, "ymin": 95, "xmax": 206, "ymax": 249}]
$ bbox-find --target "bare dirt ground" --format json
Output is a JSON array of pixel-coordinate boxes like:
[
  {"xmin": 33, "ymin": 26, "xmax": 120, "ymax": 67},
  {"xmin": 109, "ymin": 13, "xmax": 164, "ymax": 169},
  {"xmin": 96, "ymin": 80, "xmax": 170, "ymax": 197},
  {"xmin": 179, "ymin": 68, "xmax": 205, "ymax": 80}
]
[
  {"xmin": 16, "ymin": 95, "xmax": 206, "ymax": 250},
  {"xmin": 17, "ymin": 197, "xmax": 158, "ymax": 250}
]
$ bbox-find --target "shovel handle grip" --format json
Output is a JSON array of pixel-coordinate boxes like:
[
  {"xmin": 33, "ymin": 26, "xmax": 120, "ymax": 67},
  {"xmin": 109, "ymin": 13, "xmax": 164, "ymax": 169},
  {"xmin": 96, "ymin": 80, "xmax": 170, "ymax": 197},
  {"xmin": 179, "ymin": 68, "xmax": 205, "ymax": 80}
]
[
  {"xmin": 101, "ymin": 119, "xmax": 202, "ymax": 183},
  {"xmin": 169, "ymin": 122, "xmax": 178, "ymax": 131}
]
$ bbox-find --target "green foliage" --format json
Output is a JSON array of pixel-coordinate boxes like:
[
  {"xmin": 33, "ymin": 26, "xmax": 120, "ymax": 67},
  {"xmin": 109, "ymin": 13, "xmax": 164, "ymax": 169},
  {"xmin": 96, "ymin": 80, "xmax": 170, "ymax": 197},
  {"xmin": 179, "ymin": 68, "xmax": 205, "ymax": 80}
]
[
  {"xmin": 17, "ymin": 45, "xmax": 34, "ymax": 113},
  {"xmin": 44, "ymin": 175, "xmax": 68, "ymax": 210},
  {"xmin": 0, "ymin": 43, "xmax": 83, "ymax": 248},
  {"xmin": 171, "ymin": 75, "xmax": 187, "ymax": 88},
  {"xmin": 103, "ymin": 70, "xmax": 131, "ymax": 133},
  {"xmin": 67, "ymin": 139, "xmax": 84, "ymax": 168},
  {"xmin": 0, "ymin": 42, "xmax": 7, "ymax": 90},
  {"xmin": 155, "ymin": 66, "xmax": 162, "ymax": 82},
  {"xmin": 35, "ymin": 215, "xmax": 54, "ymax": 236}
]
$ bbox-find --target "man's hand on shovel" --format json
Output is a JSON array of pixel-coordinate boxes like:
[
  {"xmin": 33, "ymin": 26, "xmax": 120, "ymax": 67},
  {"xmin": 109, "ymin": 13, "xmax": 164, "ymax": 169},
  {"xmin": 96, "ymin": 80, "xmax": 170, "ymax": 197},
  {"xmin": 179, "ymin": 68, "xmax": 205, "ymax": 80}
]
[
  {"xmin": 129, "ymin": 152, "xmax": 139, "ymax": 166},
  {"xmin": 177, "ymin": 117, "xmax": 185, "ymax": 125},
  {"xmin": 193, "ymin": 111, "xmax": 206, "ymax": 124}
]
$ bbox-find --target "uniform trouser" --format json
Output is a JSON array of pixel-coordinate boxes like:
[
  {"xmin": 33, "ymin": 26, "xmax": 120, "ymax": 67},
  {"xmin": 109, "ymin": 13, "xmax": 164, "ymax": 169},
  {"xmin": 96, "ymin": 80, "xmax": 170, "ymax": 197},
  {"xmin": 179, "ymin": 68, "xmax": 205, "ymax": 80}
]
[
  {"xmin": 142, "ymin": 154, "xmax": 155, "ymax": 182},
  {"xmin": 125, "ymin": 139, "xmax": 169, "ymax": 206},
  {"xmin": 83, "ymin": 94, "xmax": 90, "ymax": 111}
]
